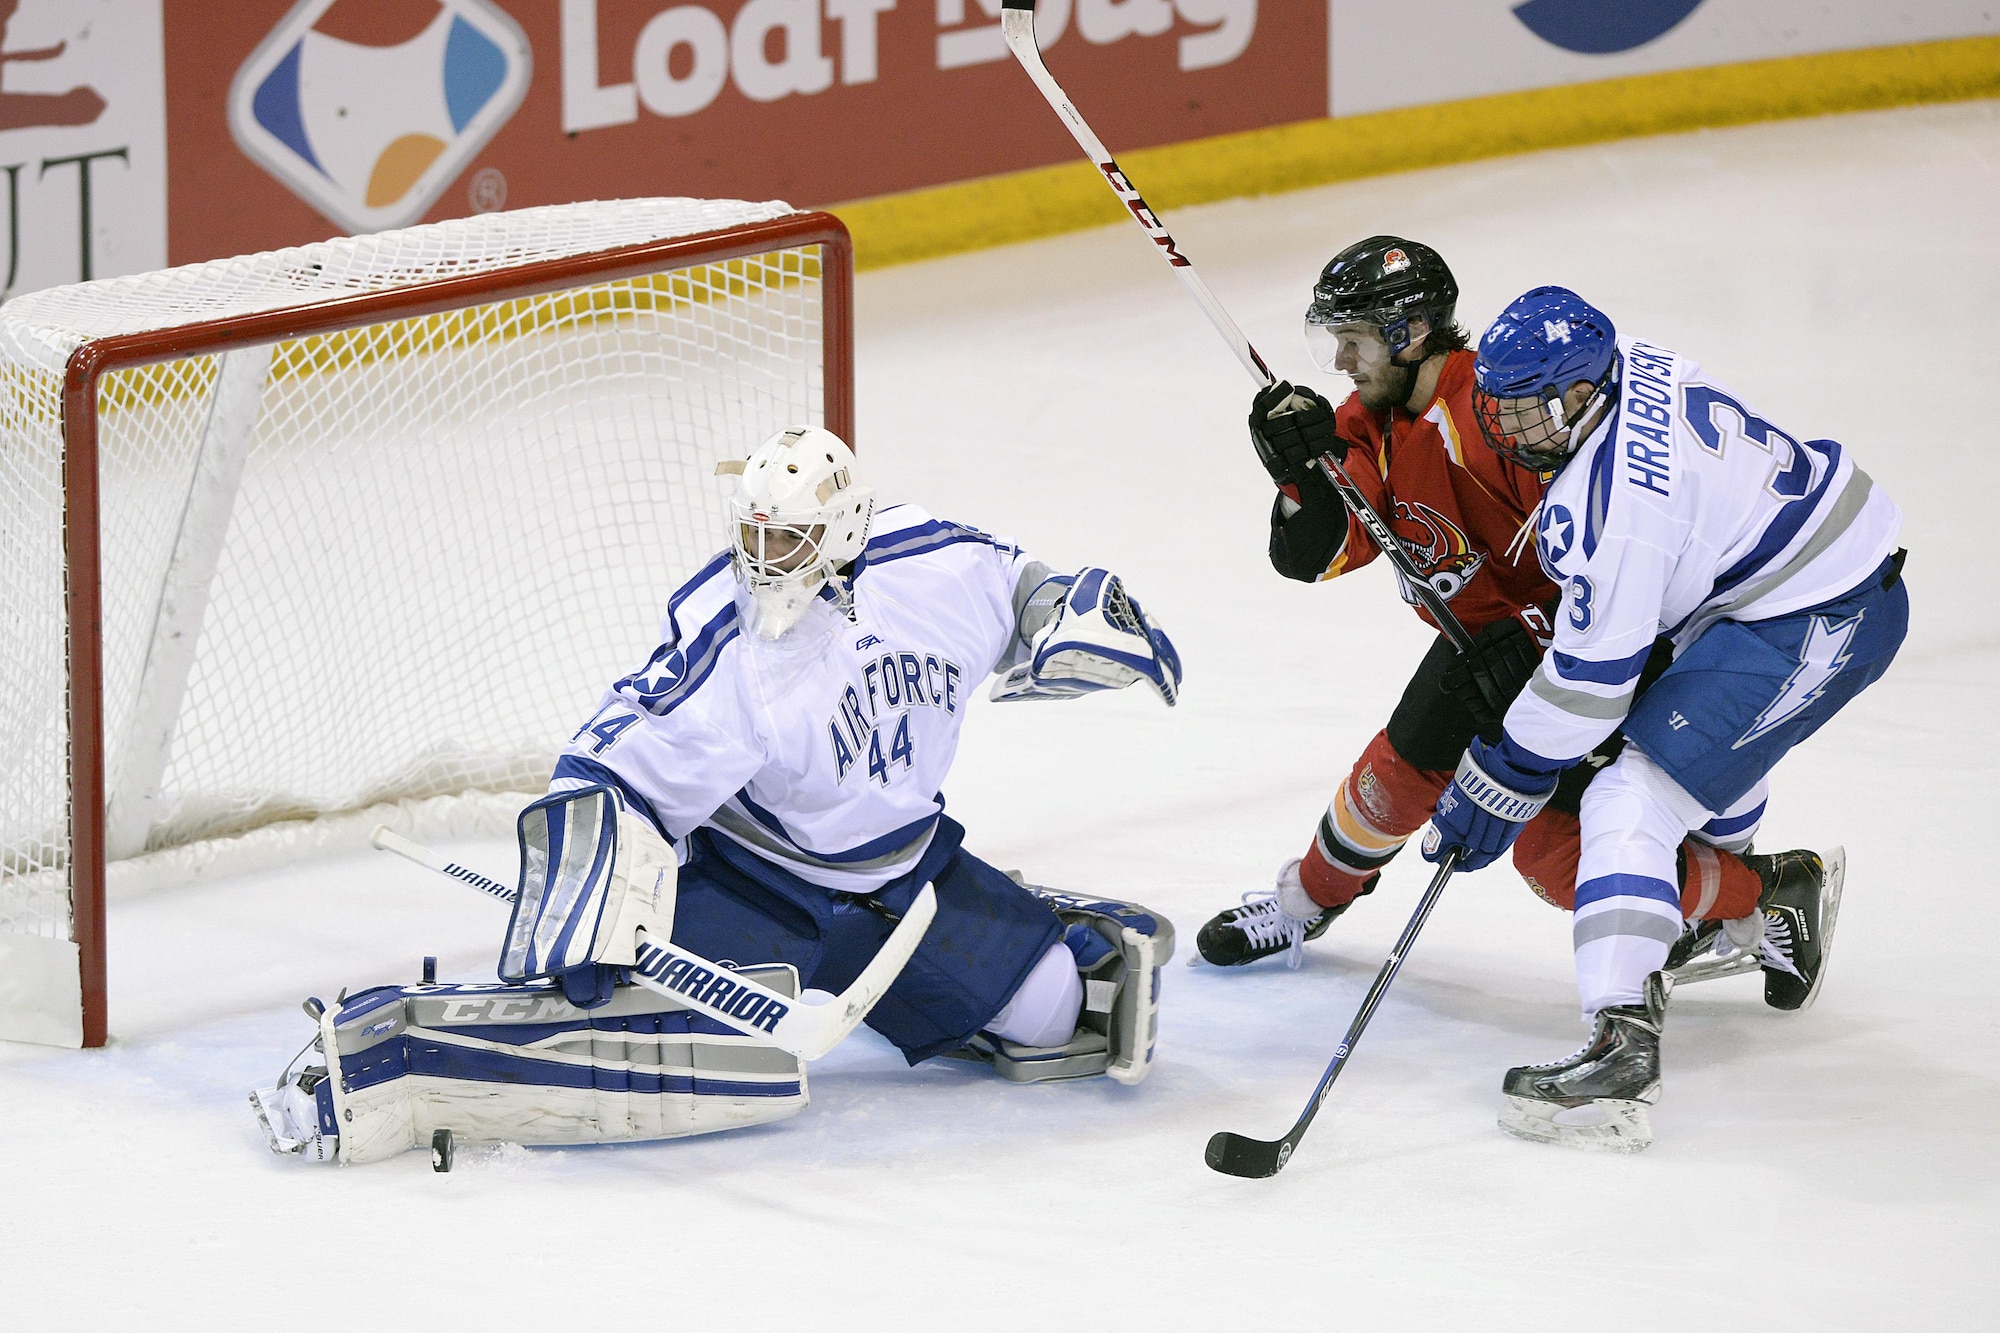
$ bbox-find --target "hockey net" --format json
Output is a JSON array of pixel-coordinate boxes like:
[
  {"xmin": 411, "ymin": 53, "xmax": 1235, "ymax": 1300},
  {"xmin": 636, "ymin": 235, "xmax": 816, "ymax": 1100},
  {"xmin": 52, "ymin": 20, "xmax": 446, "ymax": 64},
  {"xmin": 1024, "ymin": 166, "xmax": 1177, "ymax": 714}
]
[{"xmin": 0, "ymin": 198, "xmax": 852, "ymax": 1046}]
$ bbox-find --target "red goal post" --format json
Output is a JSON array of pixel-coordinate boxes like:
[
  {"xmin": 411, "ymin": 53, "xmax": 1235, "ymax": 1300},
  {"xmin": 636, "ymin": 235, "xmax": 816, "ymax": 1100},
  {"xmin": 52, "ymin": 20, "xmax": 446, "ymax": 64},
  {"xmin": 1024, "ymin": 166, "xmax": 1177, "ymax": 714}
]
[{"xmin": 0, "ymin": 199, "xmax": 853, "ymax": 1048}]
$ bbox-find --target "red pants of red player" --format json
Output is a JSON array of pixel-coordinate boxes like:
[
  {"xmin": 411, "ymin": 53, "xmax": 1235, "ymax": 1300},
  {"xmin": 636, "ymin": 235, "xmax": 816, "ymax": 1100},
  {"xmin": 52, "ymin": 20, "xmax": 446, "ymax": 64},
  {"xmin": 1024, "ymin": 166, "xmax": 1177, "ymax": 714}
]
[{"xmin": 1298, "ymin": 729, "xmax": 1761, "ymax": 921}]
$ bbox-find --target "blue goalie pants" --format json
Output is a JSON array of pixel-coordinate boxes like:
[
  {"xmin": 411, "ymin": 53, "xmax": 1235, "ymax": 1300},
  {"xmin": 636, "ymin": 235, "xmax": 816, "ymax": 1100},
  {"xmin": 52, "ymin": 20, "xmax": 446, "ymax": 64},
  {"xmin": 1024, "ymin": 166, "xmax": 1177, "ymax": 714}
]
[
  {"xmin": 671, "ymin": 814, "xmax": 1064, "ymax": 1064},
  {"xmin": 1622, "ymin": 551, "xmax": 1910, "ymax": 812}
]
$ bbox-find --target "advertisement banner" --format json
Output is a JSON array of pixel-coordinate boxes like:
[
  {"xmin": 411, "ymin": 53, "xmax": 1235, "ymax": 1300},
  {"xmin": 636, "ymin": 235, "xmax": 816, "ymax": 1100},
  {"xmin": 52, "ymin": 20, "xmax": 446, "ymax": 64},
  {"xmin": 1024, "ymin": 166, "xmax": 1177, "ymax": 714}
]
[
  {"xmin": 0, "ymin": 0, "xmax": 165, "ymax": 297},
  {"xmin": 0, "ymin": 2, "xmax": 1994, "ymax": 291},
  {"xmin": 166, "ymin": 0, "xmax": 1316, "ymax": 268},
  {"xmin": 1331, "ymin": 0, "xmax": 2000, "ymax": 117}
]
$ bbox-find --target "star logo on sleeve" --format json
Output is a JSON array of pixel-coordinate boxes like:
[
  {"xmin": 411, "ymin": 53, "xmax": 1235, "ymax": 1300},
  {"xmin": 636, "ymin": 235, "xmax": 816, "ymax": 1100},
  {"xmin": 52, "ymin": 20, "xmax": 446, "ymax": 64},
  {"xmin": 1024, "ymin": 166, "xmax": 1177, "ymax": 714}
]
[{"xmin": 1536, "ymin": 503, "xmax": 1576, "ymax": 566}]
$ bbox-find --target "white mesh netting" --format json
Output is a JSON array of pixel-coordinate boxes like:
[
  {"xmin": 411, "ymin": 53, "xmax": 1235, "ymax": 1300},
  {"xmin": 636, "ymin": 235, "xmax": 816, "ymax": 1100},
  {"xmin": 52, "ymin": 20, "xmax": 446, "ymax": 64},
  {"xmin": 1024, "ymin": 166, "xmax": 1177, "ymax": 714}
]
[{"xmin": 1, "ymin": 198, "xmax": 836, "ymax": 946}]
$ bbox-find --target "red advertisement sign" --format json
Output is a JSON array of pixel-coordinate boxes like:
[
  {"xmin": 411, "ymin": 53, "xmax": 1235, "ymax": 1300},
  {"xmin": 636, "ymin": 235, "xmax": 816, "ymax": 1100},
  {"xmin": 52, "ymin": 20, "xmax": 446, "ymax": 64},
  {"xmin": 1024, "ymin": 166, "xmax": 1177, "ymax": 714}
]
[{"xmin": 166, "ymin": 0, "xmax": 1325, "ymax": 265}]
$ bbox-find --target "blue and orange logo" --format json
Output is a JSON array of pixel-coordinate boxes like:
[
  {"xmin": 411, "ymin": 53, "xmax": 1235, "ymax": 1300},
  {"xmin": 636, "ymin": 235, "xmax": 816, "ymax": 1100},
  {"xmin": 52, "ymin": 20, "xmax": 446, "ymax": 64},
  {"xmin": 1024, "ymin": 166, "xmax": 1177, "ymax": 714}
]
[{"xmin": 228, "ymin": 0, "xmax": 531, "ymax": 233}]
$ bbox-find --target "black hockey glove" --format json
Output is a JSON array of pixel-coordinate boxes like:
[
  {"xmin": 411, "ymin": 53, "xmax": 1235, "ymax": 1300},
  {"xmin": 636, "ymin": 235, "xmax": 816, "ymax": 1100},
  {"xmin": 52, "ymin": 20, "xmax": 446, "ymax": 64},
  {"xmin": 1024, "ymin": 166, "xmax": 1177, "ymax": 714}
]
[
  {"xmin": 1249, "ymin": 380, "xmax": 1345, "ymax": 488},
  {"xmin": 1440, "ymin": 615, "xmax": 1545, "ymax": 733}
]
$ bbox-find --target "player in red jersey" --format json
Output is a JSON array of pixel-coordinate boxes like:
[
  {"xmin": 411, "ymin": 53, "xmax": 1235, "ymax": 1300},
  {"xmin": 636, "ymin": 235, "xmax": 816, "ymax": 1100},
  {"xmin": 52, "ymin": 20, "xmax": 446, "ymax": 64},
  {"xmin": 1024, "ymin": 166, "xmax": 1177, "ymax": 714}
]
[{"xmin": 1196, "ymin": 237, "xmax": 1771, "ymax": 971}]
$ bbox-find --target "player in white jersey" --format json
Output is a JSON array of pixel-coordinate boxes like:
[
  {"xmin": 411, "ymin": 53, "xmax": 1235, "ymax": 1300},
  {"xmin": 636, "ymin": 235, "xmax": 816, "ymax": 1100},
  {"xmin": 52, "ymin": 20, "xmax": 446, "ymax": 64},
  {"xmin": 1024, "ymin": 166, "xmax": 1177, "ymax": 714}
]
[
  {"xmin": 1424, "ymin": 287, "xmax": 1908, "ymax": 1151},
  {"xmin": 251, "ymin": 426, "xmax": 1182, "ymax": 1166}
]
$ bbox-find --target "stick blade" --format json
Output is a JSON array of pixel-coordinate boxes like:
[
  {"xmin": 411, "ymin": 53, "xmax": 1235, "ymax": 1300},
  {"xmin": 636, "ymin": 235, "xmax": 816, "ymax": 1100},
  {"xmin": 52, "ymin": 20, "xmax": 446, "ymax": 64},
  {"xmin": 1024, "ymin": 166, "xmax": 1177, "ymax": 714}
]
[{"xmin": 1204, "ymin": 1130, "xmax": 1294, "ymax": 1179}]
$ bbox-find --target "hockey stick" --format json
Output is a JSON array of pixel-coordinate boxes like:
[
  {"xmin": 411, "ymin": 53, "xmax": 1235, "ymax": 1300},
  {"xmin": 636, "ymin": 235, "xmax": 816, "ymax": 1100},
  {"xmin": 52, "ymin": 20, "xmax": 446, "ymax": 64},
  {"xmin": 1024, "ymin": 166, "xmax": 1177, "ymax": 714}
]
[
  {"xmin": 997, "ymin": 1, "xmax": 1476, "ymax": 657},
  {"xmin": 368, "ymin": 825, "xmax": 936, "ymax": 1062},
  {"xmin": 1204, "ymin": 848, "xmax": 1462, "ymax": 1178}
]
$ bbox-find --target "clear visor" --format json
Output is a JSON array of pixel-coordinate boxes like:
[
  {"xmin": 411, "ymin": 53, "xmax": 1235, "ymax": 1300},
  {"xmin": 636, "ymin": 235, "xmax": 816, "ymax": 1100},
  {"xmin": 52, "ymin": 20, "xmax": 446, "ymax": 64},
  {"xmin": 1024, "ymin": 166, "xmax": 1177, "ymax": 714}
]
[{"xmin": 1303, "ymin": 317, "xmax": 1394, "ymax": 374}]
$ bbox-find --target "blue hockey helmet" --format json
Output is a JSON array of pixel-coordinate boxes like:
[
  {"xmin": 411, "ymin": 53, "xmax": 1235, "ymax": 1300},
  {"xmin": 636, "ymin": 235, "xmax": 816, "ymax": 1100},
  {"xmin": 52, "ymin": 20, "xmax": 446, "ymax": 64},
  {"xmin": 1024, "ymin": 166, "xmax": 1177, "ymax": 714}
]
[{"xmin": 1471, "ymin": 286, "xmax": 1619, "ymax": 472}]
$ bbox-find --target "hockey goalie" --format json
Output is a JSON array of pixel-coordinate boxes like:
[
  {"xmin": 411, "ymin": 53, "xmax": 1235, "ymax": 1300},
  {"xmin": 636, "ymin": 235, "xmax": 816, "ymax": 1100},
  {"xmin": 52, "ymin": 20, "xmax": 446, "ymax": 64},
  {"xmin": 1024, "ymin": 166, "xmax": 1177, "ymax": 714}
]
[{"xmin": 253, "ymin": 426, "xmax": 1180, "ymax": 1165}]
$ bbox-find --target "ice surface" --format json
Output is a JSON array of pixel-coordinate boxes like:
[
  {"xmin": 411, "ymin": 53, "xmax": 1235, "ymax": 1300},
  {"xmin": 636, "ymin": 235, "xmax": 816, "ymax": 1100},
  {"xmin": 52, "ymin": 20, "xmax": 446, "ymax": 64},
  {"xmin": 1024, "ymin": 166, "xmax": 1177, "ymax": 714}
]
[{"xmin": 5, "ymin": 101, "xmax": 1996, "ymax": 1327}]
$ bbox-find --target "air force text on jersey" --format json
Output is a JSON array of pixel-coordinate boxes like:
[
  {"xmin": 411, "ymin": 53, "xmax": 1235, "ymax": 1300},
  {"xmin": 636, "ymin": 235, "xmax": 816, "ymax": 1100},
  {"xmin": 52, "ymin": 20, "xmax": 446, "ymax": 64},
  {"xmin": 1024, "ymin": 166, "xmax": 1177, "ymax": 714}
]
[{"xmin": 827, "ymin": 648, "xmax": 966, "ymax": 786}]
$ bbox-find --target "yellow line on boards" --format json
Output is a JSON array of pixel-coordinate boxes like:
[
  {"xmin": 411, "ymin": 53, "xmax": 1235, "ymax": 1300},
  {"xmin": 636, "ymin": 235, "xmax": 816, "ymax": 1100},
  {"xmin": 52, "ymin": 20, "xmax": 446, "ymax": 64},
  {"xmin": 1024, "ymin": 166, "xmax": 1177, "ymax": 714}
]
[{"xmin": 832, "ymin": 34, "xmax": 2000, "ymax": 271}]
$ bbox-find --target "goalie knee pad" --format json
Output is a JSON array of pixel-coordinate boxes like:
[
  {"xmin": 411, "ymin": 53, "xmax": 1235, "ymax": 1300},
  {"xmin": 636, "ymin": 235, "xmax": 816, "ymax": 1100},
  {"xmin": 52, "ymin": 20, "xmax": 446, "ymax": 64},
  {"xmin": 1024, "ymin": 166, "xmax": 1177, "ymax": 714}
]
[
  {"xmin": 251, "ymin": 971, "xmax": 806, "ymax": 1165},
  {"xmin": 962, "ymin": 885, "xmax": 1175, "ymax": 1086}
]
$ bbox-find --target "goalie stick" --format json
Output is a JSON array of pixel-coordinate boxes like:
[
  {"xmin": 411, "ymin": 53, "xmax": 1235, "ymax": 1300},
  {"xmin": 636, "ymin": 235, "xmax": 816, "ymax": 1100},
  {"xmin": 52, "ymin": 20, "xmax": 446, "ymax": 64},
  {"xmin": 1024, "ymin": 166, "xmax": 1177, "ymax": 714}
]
[
  {"xmin": 1204, "ymin": 850, "xmax": 1462, "ymax": 1178},
  {"xmin": 368, "ymin": 825, "xmax": 936, "ymax": 1062},
  {"xmin": 997, "ymin": 0, "xmax": 1477, "ymax": 659}
]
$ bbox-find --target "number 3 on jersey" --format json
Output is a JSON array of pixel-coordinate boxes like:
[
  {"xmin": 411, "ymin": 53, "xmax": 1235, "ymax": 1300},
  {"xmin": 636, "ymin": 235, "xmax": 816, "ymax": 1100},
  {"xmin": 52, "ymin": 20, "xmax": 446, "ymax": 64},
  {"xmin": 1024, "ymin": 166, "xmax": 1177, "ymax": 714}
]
[
  {"xmin": 866, "ymin": 714, "xmax": 915, "ymax": 785},
  {"xmin": 1567, "ymin": 574, "xmax": 1595, "ymax": 631}
]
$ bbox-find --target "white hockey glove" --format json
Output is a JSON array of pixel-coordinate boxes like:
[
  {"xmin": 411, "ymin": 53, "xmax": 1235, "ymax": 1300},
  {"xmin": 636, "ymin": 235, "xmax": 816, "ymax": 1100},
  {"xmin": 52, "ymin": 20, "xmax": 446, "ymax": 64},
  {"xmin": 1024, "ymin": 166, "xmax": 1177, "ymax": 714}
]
[
  {"xmin": 990, "ymin": 568, "xmax": 1182, "ymax": 707},
  {"xmin": 499, "ymin": 785, "xmax": 677, "ymax": 1006}
]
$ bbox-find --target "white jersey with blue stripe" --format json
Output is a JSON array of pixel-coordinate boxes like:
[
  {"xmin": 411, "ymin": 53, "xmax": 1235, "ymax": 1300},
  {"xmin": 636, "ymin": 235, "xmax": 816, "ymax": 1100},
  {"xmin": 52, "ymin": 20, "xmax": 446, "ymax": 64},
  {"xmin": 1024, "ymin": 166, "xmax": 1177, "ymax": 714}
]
[
  {"xmin": 1507, "ymin": 337, "xmax": 1902, "ymax": 765},
  {"xmin": 550, "ymin": 503, "xmax": 1039, "ymax": 893}
]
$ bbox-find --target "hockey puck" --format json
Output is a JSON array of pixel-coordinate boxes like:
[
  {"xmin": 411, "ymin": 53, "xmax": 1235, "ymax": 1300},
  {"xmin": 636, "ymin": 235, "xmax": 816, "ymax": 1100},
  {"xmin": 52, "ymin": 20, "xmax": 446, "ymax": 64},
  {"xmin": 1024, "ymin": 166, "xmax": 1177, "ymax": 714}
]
[{"xmin": 431, "ymin": 1127, "xmax": 454, "ymax": 1173}]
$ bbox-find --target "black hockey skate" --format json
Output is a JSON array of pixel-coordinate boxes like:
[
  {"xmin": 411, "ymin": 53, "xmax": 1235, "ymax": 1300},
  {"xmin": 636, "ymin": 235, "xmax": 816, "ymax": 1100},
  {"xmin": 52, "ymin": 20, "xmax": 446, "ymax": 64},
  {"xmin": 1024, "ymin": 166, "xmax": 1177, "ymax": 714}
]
[
  {"xmin": 1499, "ymin": 971, "xmax": 1670, "ymax": 1152},
  {"xmin": 1664, "ymin": 846, "xmax": 1844, "ymax": 1011},
  {"xmin": 1195, "ymin": 861, "xmax": 1343, "ymax": 968},
  {"xmin": 1754, "ymin": 846, "xmax": 1842, "ymax": 1010}
]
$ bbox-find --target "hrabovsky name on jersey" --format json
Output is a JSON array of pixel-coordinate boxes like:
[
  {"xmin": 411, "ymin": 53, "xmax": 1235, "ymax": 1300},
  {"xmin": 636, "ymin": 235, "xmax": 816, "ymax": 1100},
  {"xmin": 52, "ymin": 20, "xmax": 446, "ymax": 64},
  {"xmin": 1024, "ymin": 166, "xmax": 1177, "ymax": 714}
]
[{"xmin": 1619, "ymin": 341, "xmax": 1678, "ymax": 497}]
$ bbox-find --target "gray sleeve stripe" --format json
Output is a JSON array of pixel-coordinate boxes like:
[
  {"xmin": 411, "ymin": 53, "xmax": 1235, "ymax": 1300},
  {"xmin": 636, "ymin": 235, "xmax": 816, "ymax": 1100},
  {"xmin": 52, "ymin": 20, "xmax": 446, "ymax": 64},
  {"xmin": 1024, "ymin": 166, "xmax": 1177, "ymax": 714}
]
[
  {"xmin": 1529, "ymin": 671, "xmax": 1636, "ymax": 719},
  {"xmin": 708, "ymin": 803, "xmax": 932, "ymax": 875},
  {"xmin": 999, "ymin": 559, "xmax": 1060, "ymax": 673},
  {"xmin": 1011, "ymin": 559, "xmax": 1059, "ymax": 631},
  {"xmin": 1573, "ymin": 910, "xmax": 1685, "ymax": 948}
]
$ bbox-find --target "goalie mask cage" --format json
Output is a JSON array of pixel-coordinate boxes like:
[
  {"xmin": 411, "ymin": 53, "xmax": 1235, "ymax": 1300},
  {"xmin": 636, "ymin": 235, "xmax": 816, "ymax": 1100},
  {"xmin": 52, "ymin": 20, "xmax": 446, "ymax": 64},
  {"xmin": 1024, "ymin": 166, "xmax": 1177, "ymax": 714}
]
[{"xmin": 0, "ymin": 198, "xmax": 853, "ymax": 1048}]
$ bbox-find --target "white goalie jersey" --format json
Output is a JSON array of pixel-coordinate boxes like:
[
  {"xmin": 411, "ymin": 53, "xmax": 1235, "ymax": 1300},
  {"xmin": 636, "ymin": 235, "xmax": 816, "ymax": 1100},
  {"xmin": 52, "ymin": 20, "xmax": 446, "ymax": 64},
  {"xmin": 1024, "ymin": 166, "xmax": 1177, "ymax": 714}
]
[
  {"xmin": 550, "ymin": 504, "xmax": 1039, "ymax": 893},
  {"xmin": 1508, "ymin": 337, "xmax": 1903, "ymax": 764}
]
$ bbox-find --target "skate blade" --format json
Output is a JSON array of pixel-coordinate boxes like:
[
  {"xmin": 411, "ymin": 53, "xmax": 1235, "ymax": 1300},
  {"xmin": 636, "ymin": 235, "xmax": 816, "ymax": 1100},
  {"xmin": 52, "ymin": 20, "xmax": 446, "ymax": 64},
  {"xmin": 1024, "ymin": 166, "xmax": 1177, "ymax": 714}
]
[
  {"xmin": 1667, "ymin": 948, "xmax": 1761, "ymax": 986},
  {"xmin": 1499, "ymin": 1094, "xmax": 1654, "ymax": 1153},
  {"xmin": 1795, "ymin": 844, "xmax": 1846, "ymax": 1012}
]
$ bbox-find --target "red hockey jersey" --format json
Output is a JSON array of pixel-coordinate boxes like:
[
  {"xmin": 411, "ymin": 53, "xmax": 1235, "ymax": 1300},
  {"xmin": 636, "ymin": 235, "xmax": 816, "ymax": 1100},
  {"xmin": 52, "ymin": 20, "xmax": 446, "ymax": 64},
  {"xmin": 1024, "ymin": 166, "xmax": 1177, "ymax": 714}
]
[{"xmin": 1272, "ymin": 349, "xmax": 1557, "ymax": 634}]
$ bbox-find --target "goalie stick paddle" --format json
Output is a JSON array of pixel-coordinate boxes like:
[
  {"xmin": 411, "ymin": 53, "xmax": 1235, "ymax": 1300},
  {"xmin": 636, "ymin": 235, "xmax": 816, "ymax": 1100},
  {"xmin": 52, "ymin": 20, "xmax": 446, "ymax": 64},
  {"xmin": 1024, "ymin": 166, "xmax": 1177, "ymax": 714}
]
[
  {"xmin": 1204, "ymin": 849, "xmax": 1462, "ymax": 1179},
  {"xmin": 997, "ymin": 1, "xmax": 1477, "ymax": 659},
  {"xmin": 368, "ymin": 825, "xmax": 936, "ymax": 1062}
]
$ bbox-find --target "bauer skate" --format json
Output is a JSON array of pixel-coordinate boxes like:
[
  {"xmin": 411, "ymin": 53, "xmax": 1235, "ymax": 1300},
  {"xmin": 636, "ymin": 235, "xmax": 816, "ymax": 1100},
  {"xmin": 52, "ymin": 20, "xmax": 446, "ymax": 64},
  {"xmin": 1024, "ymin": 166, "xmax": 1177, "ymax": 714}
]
[
  {"xmin": 1665, "ymin": 846, "xmax": 1843, "ymax": 1010},
  {"xmin": 1194, "ymin": 859, "xmax": 1342, "ymax": 968},
  {"xmin": 1499, "ymin": 971, "xmax": 1670, "ymax": 1153}
]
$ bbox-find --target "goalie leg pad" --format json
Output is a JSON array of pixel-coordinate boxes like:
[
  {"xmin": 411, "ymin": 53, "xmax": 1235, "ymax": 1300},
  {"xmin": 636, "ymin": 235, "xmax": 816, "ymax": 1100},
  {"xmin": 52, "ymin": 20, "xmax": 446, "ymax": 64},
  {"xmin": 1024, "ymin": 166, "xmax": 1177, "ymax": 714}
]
[
  {"xmin": 982, "ymin": 941, "xmax": 1086, "ymax": 1048},
  {"xmin": 256, "ymin": 972, "xmax": 806, "ymax": 1165},
  {"xmin": 500, "ymin": 785, "xmax": 678, "ymax": 997},
  {"xmin": 964, "ymin": 881, "xmax": 1176, "ymax": 1085}
]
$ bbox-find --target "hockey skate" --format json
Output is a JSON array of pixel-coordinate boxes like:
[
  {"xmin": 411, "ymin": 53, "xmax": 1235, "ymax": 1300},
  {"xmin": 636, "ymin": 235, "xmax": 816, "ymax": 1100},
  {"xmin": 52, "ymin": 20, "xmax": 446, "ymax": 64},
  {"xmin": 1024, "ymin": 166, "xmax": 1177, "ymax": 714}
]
[
  {"xmin": 1194, "ymin": 860, "xmax": 1342, "ymax": 968},
  {"xmin": 1664, "ymin": 846, "xmax": 1843, "ymax": 1011},
  {"xmin": 1499, "ymin": 971, "xmax": 1670, "ymax": 1153}
]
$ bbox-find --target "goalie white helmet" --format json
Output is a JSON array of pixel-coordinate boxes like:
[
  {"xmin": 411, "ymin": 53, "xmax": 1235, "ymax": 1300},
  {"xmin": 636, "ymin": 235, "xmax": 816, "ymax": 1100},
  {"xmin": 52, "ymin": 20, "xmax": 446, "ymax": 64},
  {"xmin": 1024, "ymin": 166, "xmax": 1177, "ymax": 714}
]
[{"xmin": 719, "ymin": 426, "xmax": 875, "ymax": 639}]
